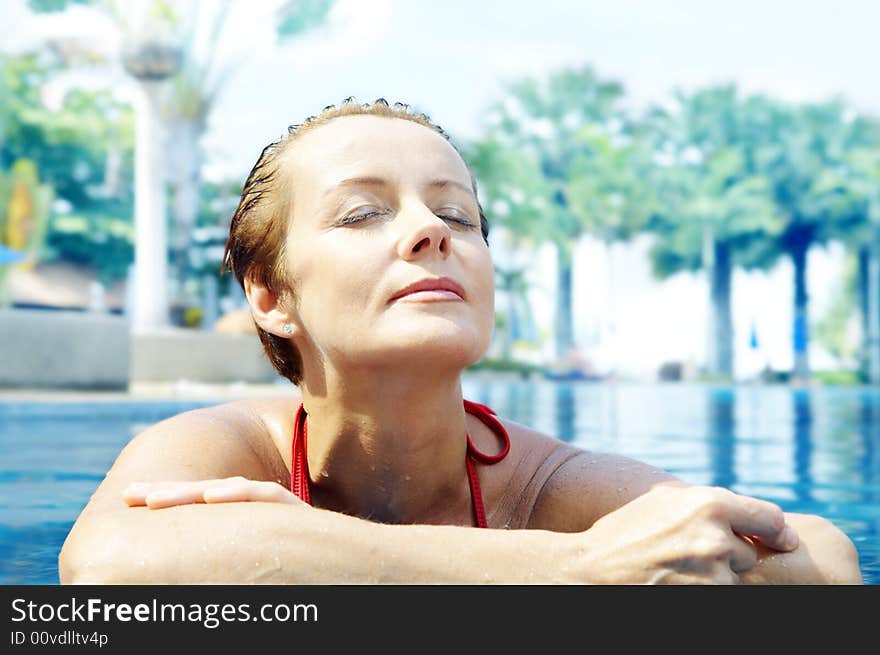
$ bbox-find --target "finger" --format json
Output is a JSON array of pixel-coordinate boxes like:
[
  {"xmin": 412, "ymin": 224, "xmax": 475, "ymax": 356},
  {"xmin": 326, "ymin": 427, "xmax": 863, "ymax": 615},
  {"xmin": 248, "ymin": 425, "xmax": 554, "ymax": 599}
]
[
  {"xmin": 205, "ymin": 480, "xmax": 301, "ymax": 505},
  {"xmin": 751, "ymin": 524, "xmax": 798, "ymax": 553},
  {"xmin": 713, "ymin": 563, "xmax": 740, "ymax": 585},
  {"xmin": 123, "ymin": 478, "xmax": 239, "ymax": 508},
  {"xmin": 145, "ymin": 486, "xmax": 208, "ymax": 509},
  {"xmin": 718, "ymin": 491, "xmax": 798, "ymax": 552},
  {"xmin": 203, "ymin": 480, "xmax": 255, "ymax": 503},
  {"xmin": 122, "ymin": 482, "xmax": 151, "ymax": 506},
  {"xmin": 143, "ymin": 479, "xmax": 226, "ymax": 509},
  {"xmin": 728, "ymin": 532, "xmax": 758, "ymax": 573},
  {"xmin": 230, "ymin": 480, "xmax": 301, "ymax": 505}
]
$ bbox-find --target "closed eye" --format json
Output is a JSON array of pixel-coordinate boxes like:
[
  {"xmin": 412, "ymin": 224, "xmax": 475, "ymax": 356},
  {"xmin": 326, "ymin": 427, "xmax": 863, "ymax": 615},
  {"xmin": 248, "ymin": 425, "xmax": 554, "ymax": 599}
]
[
  {"xmin": 437, "ymin": 214, "xmax": 478, "ymax": 229},
  {"xmin": 337, "ymin": 209, "xmax": 478, "ymax": 229},
  {"xmin": 338, "ymin": 209, "xmax": 387, "ymax": 225}
]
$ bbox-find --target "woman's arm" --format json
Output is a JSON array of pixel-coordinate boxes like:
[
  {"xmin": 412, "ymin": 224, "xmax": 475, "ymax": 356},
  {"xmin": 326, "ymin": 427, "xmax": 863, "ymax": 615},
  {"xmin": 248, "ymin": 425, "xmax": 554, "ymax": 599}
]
[
  {"xmin": 738, "ymin": 512, "xmax": 862, "ymax": 584},
  {"xmin": 528, "ymin": 449, "xmax": 863, "ymax": 584},
  {"xmin": 59, "ymin": 399, "xmax": 814, "ymax": 585},
  {"xmin": 58, "ymin": 401, "xmax": 572, "ymax": 584},
  {"xmin": 61, "ymin": 499, "xmax": 578, "ymax": 584}
]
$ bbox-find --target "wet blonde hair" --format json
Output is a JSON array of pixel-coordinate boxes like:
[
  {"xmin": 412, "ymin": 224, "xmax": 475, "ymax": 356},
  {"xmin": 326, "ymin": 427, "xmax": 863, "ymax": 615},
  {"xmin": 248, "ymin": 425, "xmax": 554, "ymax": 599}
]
[{"xmin": 222, "ymin": 97, "xmax": 489, "ymax": 386}]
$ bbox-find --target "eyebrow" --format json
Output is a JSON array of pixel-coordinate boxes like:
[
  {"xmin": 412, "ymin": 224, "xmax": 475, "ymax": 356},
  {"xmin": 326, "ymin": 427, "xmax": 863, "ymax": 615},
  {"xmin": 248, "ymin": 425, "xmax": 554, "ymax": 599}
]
[{"xmin": 323, "ymin": 176, "xmax": 475, "ymax": 198}]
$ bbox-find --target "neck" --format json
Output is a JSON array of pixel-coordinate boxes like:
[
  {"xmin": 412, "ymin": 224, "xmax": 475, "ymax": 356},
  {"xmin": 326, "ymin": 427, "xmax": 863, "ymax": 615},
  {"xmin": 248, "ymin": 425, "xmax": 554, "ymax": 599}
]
[{"xmin": 298, "ymin": 367, "xmax": 472, "ymax": 524}]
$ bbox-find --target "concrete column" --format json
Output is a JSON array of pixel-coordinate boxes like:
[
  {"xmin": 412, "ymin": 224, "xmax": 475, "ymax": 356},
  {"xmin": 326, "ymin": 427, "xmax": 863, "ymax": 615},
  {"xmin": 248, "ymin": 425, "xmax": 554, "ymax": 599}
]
[{"xmin": 131, "ymin": 80, "xmax": 169, "ymax": 333}]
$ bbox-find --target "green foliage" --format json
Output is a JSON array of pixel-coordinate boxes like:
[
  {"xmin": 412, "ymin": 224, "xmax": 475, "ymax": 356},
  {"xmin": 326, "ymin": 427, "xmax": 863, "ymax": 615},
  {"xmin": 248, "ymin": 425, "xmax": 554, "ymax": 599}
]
[
  {"xmin": 740, "ymin": 98, "xmax": 876, "ymax": 263},
  {"xmin": 465, "ymin": 65, "xmax": 648, "ymax": 356},
  {"xmin": 9, "ymin": 0, "xmax": 337, "ymax": 297},
  {"xmin": 466, "ymin": 357, "xmax": 542, "ymax": 378},
  {"xmin": 183, "ymin": 305, "xmax": 203, "ymax": 327},
  {"xmin": 813, "ymin": 250, "xmax": 859, "ymax": 365},
  {"xmin": 1, "ymin": 51, "xmax": 135, "ymax": 284},
  {"xmin": 276, "ymin": 0, "xmax": 334, "ymax": 40},
  {"xmin": 640, "ymin": 86, "xmax": 782, "ymax": 278},
  {"xmin": 0, "ymin": 159, "xmax": 54, "ymax": 306},
  {"xmin": 27, "ymin": 0, "xmax": 93, "ymax": 12},
  {"xmin": 0, "ymin": 169, "xmax": 13, "ymax": 238},
  {"xmin": 467, "ymin": 65, "xmax": 644, "ymax": 257},
  {"xmin": 813, "ymin": 370, "xmax": 863, "ymax": 386},
  {"xmin": 44, "ymin": 211, "xmax": 133, "ymax": 284}
]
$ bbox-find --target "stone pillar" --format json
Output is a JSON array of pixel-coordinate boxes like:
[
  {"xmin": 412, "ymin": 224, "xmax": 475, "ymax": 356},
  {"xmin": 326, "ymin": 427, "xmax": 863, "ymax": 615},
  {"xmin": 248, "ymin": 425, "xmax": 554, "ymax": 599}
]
[{"xmin": 131, "ymin": 80, "xmax": 169, "ymax": 332}]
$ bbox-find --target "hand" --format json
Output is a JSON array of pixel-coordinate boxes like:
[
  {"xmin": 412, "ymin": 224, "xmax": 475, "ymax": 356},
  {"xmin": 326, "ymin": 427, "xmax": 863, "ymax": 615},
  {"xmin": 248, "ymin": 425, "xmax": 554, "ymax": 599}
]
[
  {"xmin": 576, "ymin": 484, "xmax": 799, "ymax": 584},
  {"xmin": 123, "ymin": 477, "xmax": 303, "ymax": 509}
]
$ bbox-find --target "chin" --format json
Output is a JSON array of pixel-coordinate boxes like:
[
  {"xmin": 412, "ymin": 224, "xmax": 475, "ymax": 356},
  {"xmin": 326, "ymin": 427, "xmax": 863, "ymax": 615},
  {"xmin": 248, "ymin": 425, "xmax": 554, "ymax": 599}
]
[{"xmin": 377, "ymin": 328, "xmax": 490, "ymax": 372}]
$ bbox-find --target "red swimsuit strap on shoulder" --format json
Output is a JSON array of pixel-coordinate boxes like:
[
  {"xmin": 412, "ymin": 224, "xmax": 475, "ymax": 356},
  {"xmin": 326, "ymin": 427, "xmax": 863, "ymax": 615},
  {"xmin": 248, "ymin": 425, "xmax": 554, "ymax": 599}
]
[{"xmin": 290, "ymin": 399, "xmax": 511, "ymax": 528}]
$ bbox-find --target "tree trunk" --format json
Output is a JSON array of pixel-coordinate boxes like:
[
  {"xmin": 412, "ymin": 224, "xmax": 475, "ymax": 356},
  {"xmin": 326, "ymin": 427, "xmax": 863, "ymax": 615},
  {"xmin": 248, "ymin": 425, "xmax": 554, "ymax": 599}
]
[
  {"xmin": 790, "ymin": 237, "xmax": 811, "ymax": 381},
  {"xmin": 867, "ymin": 233, "xmax": 880, "ymax": 385},
  {"xmin": 555, "ymin": 244, "xmax": 575, "ymax": 361},
  {"xmin": 498, "ymin": 274, "xmax": 513, "ymax": 359},
  {"xmin": 858, "ymin": 245, "xmax": 870, "ymax": 379},
  {"xmin": 167, "ymin": 118, "xmax": 204, "ymax": 291},
  {"xmin": 508, "ymin": 287, "xmax": 520, "ymax": 347},
  {"xmin": 709, "ymin": 240, "xmax": 734, "ymax": 378}
]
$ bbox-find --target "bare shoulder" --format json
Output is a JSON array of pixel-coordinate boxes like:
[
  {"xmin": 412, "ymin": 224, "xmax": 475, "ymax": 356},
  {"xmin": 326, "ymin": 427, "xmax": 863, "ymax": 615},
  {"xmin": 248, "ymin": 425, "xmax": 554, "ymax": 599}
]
[
  {"xmin": 502, "ymin": 419, "xmax": 681, "ymax": 532},
  {"xmin": 82, "ymin": 392, "xmax": 300, "ymax": 517},
  {"xmin": 223, "ymin": 388, "xmax": 302, "ymax": 447}
]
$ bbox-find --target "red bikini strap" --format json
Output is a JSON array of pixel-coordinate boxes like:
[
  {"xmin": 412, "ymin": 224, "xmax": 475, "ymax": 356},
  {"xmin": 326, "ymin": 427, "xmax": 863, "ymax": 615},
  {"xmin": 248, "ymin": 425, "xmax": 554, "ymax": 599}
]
[
  {"xmin": 291, "ymin": 403, "xmax": 311, "ymax": 504},
  {"xmin": 463, "ymin": 399, "xmax": 511, "ymax": 463},
  {"xmin": 290, "ymin": 399, "xmax": 512, "ymax": 528}
]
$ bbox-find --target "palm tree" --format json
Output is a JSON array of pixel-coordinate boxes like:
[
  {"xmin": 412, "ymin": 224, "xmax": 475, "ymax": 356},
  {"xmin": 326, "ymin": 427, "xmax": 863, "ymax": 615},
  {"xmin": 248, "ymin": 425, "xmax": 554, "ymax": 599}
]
[
  {"xmin": 467, "ymin": 66, "xmax": 648, "ymax": 362},
  {"xmin": 26, "ymin": 0, "xmax": 336, "ymax": 325},
  {"xmin": 640, "ymin": 86, "xmax": 781, "ymax": 379},
  {"xmin": 741, "ymin": 98, "xmax": 870, "ymax": 381},
  {"xmin": 161, "ymin": 0, "xmax": 335, "ymax": 290}
]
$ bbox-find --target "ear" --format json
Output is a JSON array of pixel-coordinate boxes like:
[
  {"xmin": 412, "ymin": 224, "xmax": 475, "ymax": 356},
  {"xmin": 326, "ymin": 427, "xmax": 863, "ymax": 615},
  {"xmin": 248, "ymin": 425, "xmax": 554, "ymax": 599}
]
[{"xmin": 244, "ymin": 275, "xmax": 299, "ymax": 339}]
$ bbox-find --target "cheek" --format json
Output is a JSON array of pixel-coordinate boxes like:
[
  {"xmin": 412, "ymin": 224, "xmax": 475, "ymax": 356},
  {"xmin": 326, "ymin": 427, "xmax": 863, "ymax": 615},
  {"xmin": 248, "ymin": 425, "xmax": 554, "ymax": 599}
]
[
  {"xmin": 293, "ymin": 243, "xmax": 380, "ymax": 314},
  {"xmin": 474, "ymin": 245, "xmax": 495, "ymax": 291},
  {"xmin": 469, "ymin": 247, "xmax": 496, "ymax": 317}
]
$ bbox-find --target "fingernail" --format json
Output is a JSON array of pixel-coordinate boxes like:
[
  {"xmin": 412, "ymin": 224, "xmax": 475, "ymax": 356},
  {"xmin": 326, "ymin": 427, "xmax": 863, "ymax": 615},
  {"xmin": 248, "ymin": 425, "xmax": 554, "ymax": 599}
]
[
  {"xmin": 146, "ymin": 493, "xmax": 171, "ymax": 505},
  {"xmin": 784, "ymin": 525, "xmax": 799, "ymax": 549}
]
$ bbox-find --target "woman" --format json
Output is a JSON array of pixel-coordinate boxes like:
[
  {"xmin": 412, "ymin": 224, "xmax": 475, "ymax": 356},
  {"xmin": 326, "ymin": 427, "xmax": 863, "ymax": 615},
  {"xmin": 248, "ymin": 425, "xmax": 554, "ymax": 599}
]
[{"xmin": 59, "ymin": 99, "xmax": 861, "ymax": 584}]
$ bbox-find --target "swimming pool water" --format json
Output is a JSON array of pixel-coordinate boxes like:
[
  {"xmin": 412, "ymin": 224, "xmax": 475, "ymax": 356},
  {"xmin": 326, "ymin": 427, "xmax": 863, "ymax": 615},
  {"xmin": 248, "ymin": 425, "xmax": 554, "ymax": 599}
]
[{"xmin": 1, "ymin": 381, "xmax": 877, "ymax": 584}]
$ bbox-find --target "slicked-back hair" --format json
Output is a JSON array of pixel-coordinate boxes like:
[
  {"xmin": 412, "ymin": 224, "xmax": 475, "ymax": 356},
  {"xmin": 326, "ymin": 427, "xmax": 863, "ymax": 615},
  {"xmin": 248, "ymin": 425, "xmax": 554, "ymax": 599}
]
[{"xmin": 221, "ymin": 97, "xmax": 490, "ymax": 386}]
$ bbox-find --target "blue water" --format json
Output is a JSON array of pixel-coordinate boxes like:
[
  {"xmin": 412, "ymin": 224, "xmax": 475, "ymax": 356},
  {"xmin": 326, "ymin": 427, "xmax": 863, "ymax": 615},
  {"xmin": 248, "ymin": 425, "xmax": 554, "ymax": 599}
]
[{"xmin": 1, "ymin": 381, "xmax": 878, "ymax": 584}]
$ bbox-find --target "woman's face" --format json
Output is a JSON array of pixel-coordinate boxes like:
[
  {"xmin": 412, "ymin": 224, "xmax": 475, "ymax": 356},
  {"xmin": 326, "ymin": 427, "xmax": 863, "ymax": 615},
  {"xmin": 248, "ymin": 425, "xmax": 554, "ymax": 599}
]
[{"xmin": 280, "ymin": 114, "xmax": 495, "ymax": 375}]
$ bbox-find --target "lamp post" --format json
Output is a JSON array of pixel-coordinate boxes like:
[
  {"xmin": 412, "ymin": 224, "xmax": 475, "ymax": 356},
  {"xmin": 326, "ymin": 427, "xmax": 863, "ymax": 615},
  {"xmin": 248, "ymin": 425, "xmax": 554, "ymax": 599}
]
[{"xmin": 121, "ymin": 13, "xmax": 182, "ymax": 333}]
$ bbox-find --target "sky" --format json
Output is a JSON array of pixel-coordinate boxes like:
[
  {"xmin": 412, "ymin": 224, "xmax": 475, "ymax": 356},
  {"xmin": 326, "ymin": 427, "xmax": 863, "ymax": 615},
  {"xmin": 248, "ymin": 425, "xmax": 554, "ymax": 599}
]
[{"xmin": 4, "ymin": 0, "xmax": 880, "ymax": 379}]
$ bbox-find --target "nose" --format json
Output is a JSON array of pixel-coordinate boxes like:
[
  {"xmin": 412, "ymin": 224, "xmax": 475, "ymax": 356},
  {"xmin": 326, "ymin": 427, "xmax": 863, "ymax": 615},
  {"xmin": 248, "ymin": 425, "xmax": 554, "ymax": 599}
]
[{"xmin": 395, "ymin": 202, "xmax": 452, "ymax": 261}]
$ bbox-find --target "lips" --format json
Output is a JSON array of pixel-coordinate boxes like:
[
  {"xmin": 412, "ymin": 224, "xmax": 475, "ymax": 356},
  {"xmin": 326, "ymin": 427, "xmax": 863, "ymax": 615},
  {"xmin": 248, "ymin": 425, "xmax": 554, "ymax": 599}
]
[{"xmin": 389, "ymin": 276, "xmax": 466, "ymax": 303}]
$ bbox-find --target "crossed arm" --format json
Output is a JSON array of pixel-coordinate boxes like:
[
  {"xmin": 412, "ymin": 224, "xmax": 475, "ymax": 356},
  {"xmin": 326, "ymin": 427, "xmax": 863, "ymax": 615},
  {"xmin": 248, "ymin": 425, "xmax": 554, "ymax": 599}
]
[{"xmin": 58, "ymin": 400, "xmax": 863, "ymax": 585}]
